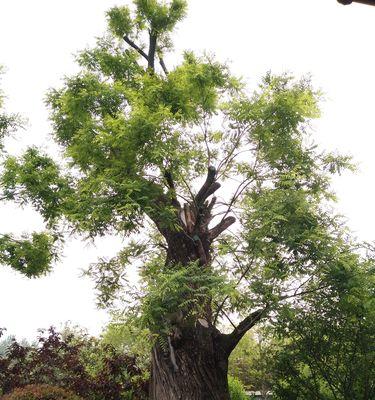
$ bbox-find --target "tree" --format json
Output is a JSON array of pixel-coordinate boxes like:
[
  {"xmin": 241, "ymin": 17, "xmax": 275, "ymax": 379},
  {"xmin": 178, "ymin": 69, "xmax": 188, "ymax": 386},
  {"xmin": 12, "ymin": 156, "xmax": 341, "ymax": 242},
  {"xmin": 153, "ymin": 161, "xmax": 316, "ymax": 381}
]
[
  {"xmin": 1, "ymin": 1, "xmax": 372, "ymax": 398},
  {"xmin": 0, "ymin": 67, "xmax": 57, "ymax": 278},
  {"xmin": 269, "ymin": 251, "xmax": 374, "ymax": 400},
  {"xmin": 101, "ymin": 314, "xmax": 151, "ymax": 375},
  {"xmin": 229, "ymin": 331, "xmax": 274, "ymax": 397}
]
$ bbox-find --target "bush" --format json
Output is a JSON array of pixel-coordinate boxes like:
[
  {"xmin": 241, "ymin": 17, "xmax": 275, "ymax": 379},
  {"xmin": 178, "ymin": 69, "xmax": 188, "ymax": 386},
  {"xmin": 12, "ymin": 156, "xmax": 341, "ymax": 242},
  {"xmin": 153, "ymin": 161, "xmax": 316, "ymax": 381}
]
[
  {"xmin": 0, "ymin": 328, "xmax": 148, "ymax": 400},
  {"xmin": 0, "ymin": 385, "xmax": 82, "ymax": 400},
  {"xmin": 228, "ymin": 375, "xmax": 248, "ymax": 400}
]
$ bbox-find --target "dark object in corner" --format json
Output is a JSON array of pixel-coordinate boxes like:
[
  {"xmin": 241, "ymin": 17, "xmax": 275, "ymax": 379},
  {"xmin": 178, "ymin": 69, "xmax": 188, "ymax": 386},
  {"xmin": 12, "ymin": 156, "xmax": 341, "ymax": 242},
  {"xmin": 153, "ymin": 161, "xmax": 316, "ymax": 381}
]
[{"xmin": 337, "ymin": 0, "xmax": 375, "ymax": 6}]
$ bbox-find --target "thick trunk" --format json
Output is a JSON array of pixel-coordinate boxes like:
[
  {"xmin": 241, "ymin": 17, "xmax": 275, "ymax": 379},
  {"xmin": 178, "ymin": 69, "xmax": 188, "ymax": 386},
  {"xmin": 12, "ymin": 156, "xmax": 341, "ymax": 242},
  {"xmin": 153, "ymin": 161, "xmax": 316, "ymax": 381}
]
[
  {"xmin": 147, "ymin": 167, "xmax": 240, "ymax": 399},
  {"xmin": 150, "ymin": 324, "xmax": 230, "ymax": 400}
]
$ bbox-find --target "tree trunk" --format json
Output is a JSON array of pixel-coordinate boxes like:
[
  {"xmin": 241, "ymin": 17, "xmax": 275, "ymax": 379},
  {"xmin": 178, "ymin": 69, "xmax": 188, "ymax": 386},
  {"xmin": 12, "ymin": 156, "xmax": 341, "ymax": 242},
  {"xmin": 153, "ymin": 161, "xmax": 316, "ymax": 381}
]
[
  {"xmin": 147, "ymin": 167, "xmax": 243, "ymax": 399},
  {"xmin": 150, "ymin": 324, "xmax": 231, "ymax": 400}
]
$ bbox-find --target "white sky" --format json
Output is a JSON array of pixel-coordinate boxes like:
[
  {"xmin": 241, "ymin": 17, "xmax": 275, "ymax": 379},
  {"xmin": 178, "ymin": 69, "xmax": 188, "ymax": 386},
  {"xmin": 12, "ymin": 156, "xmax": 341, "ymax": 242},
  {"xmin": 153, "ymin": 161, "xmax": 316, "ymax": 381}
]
[{"xmin": 0, "ymin": 0, "xmax": 374, "ymax": 340}]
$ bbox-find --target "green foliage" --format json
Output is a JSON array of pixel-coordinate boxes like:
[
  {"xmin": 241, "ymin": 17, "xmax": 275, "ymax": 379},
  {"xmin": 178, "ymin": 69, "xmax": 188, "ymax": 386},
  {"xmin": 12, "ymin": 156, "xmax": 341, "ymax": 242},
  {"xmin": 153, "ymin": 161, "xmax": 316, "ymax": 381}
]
[
  {"xmin": 107, "ymin": 7, "xmax": 134, "ymax": 38},
  {"xmin": 269, "ymin": 257, "xmax": 375, "ymax": 400},
  {"xmin": 0, "ymin": 69, "xmax": 58, "ymax": 277},
  {"xmin": 140, "ymin": 261, "xmax": 229, "ymax": 333},
  {"xmin": 135, "ymin": 0, "xmax": 187, "ymax": 33},
  {"xmin": 101, "ymin": 314, "xmax": 152, "ymax": 375},
  {"xmin": 107, "ymin": 0, "xmax": 187, "ymax": 41},
  {"xmin": 228, "ymin": 376, "xmax": 248, "ymax": 400},
  {"xmin": 0, "ymin": 67, "xmax": 21, "ymax": 148},
  {"xmin": 229, "ymin": 331, "xmax": 273, "ymax": 393},
  {"xmin": 0, "ymin": 385, "xmax": 82, "ymax": 400},
  {"xmin": 1, "ymin": 1, "xmax": 373, "ymax": 365},
  {"xmin": 2, "ymin": 148, "xmax": 73, "ymax": 224},
  {"xmin": 0, "ymin": 232, "xmax": 57, "ymax": 277}
]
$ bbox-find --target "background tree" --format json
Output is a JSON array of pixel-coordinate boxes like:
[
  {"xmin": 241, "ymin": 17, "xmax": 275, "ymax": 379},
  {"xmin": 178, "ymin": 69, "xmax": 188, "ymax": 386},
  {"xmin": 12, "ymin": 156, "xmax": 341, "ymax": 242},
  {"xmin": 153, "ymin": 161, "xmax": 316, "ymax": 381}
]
[
  {"xmin": 1, "ymin": 1, "xmax": 372, "ymax": 398},
  {"xmin": 269, "ymin": 249, "xmax": 374, "ymax": 400},
  {"xmin": 0, "ymin": 67, "xmax": 57, "ymax": 278},
  {"xmin": 229, "ymin": 330, "xmax": 273, "ymax": 397},
  {"xmin": 101, "ymin": 314, "xmax": 151, "ymax": 376}
]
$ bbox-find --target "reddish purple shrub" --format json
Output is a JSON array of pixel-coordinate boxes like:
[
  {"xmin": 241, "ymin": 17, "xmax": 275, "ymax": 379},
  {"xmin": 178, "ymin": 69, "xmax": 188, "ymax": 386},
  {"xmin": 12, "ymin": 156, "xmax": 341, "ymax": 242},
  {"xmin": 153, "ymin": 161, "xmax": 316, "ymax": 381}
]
[{"xmin": 0, "ymin": 328, "xmax": 148, "ymax": 400}]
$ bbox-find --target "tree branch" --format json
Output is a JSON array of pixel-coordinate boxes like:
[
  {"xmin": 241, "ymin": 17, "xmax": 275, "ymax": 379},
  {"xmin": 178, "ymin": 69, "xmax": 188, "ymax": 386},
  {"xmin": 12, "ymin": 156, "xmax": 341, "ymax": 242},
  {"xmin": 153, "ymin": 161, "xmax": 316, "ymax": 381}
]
[
  {"xmin": 222, "ymin": 308, "xmax": 268, "ymax": 355},
  {"xmin": 195, "ymin": 166, "xmax": 217, "ymax": 206},
  {"xmin": 205, "ymin": 182, "xmax": 221, "ymax": 199},
  {"xmin": 148, "ymin": 32, "xmax": 157, "ymax": 70},
  {"xmin": 209, "ymin": 216, "xmax": 236, "ymax": 240},
  {"xmin": 184, "ymin": 203, "xmax": 194, "ymax": 233},
  {"xmin": 164, "ymin": 170, "xmax": 175, "ymax": 190},
  {"xmin": 164, "ymin": 170, "xmax": 180, "ymax": 209},
  {"xmin": 159, "ymin": 57, "xmax": 169, "ymax": 75},
  {"xmin": 123, "ymin": 36, "xmax": 149, "ymax": 61}
]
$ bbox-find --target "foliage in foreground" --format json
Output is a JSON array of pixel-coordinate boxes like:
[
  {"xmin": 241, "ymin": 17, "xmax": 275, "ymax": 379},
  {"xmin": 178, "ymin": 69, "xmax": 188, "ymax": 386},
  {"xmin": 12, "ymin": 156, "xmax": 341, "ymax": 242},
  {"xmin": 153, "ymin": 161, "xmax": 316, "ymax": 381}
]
[
  {"xmin": 0, "ymin": 385, "xmax": 82, "ymax": 400},
  {"xmin": 228, "ymin": 376, "xmax": 248, "ymax": 400},
  {"xmin": 0, "ymin": 327, "xmax": 148, "ymax": 400}
]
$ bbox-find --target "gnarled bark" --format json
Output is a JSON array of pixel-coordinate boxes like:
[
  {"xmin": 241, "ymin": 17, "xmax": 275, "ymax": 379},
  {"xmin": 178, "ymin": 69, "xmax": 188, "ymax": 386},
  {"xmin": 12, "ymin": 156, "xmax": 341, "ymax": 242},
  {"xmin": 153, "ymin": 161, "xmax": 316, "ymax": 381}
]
[
  {"xmin": 148, "ymin": 166, "xmax": 260, "ymax": 399},
  {"xmin": 150, "ymin": 324, "xmax": 230, "ymax": 400}
]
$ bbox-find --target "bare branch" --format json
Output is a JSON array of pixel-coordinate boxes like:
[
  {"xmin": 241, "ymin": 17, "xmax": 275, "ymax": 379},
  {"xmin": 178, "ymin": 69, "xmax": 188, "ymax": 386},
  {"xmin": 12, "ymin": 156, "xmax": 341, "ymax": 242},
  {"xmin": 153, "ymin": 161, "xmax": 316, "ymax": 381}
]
[
  {"xmin": 159, "ymin": 57, "xmax": 169, "ymax": 75},
  {"xmin": 205, "ymin": 182, "xmax": 221, "ymax": 200},
  {"xmin": 148, "ymin": 32, "xmax": 157, "ymax": 70},
  {"xmin": 223, "ymin": 308, "xmax": 268, "ymax": 354},
  {"xmin": 279, "ymin": 283, "xmax": 331, "ymax": 302},
  {"xmin": 195, "ymin": 166, "xmax": 217, "ymax": 206},
  {"xmin": 207, "ymin": 196, "xmax": 217, "ymax": 215},
  {"xmin": 213, "ymin": 301, "xmax": 236, "ymax": 329},
  {"xmin": 123, "ymin": 36, "xmax": 149, "ymax": 60},
  {"xmin": 209, "ymin": 216, "xmax": 236, "ymax": 240},
  {"xmin": 213, "ymin": 249, "xmax": 256, "ymax": 324}
]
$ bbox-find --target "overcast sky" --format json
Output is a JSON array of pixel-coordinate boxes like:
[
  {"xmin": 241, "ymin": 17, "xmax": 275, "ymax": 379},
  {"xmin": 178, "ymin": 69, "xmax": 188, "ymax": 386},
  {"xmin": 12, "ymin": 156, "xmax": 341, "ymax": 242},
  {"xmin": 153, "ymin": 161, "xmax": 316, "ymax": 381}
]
[{"xmin": 0, "ymin": 0, "xmax": 374, "ymax": 340}]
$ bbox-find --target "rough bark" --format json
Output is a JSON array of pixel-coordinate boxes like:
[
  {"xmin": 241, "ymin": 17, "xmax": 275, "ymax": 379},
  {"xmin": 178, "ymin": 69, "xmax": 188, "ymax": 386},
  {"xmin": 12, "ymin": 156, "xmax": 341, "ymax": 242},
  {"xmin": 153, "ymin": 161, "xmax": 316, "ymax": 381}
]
[
  {"xmin": 148, "ymin": 166, "xmax": 258, "ymax": 399},
  {"xmin": 150, "ymin": 324, "xmax": 231, "ymax": 400}
]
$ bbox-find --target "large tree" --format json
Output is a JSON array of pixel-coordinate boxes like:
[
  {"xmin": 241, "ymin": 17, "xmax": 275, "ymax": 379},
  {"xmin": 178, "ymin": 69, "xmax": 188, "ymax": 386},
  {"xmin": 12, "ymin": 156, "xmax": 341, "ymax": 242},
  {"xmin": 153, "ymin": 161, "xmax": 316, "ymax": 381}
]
[{"xmin": 1, "ymin": 1, "xmax": 372, "ymax": 398}]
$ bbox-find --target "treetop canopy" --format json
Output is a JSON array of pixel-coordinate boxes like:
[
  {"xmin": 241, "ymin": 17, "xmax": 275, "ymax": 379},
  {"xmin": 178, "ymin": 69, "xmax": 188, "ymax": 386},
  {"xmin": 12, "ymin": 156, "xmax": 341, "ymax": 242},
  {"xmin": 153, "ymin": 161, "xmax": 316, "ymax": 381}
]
[{"xmin": 0, "ymin": 1, "xmax": 368, "ymax": 341}]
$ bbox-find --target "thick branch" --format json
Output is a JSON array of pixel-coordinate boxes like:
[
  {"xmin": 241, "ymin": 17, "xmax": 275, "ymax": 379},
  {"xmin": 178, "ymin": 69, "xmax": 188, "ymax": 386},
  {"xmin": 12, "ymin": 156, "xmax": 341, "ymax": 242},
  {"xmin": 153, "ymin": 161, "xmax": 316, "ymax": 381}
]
[
  {"xmin": 209, "ymin": 216, "xmax": 236, "ymax": 240},
  {"xmin": 159, "ymin": 57, "xmax": 169, "ymax": 75},
  {"xmin": 207, "ymin": 196, "xmax": 217, "ymax": 214},
  {"xmin": 195, "ymin": 166, "xmax": 217, "ymax": 205},
  {"xmin": 164, "ymin": 170, "xmax": 175, "ymax": 190},
  {"xmin": 148, "ymin": 32, "xmax": 157, "ymax": 70},
  {"xmin": 123, "ymin": 36, "xmax": 149, "ymax": 60},
  {"xmin": 205, "ymin": 182, "xmax": 221, "ymax": 199},
  {"xmin": 222, "ymin": 308, "xmax": 267, "ymax": 355}
]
